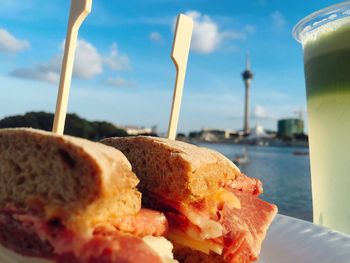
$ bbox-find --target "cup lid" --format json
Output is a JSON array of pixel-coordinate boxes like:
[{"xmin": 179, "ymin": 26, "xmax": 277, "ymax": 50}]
[{"xmin": 293, "ymin": 1, "xmax": 350, "ymax": 44}]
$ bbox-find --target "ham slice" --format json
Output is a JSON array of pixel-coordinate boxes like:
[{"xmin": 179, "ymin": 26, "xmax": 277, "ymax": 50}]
[
  {"xmin": 0, "ymin": 208, "xmax": 53, "ymax": 258},
  {"xmin": 144, "ymin": 173, "xmax": 277, "ymax": 263},
  {"xmin": 0, "ymin": 205, "xmax": 165, "ymax": 263},
  {"xmin": 55, "ymin": 233, "xmax": 165, "ymax": 263},
  {"xmin": 225, "ymin": 173, "xmax": 263, "ymax": 196},
  {"xmin": 110, "ymin": 208, "xmax": 168, "ymax": 237},
  {"xmin": 163, "ymin": 190, "xmax": 277, "ymax": 263},
  {"xmin": 220, "ymin": 190, "xmax": 277, "ymax": 263}
]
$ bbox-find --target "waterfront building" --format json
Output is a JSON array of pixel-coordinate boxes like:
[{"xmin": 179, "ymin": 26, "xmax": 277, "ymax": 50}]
[
  {"xmin": 201, "ymin": 128, "xmax": 238, "ymax": 141},
  {"xmin": 242, "ymin": 124, "xmax": 272, "ymax": 146},
  {"xmin": 277, "ymin": 118, "xmax": 304, "ymax": 138},
  {"xmin": 116, "ymin": 125, "xmax": 156, "ymax": 136},
  {"xmin": 189, "ymin": 128, "xmax": 239, "ymax": 142}
]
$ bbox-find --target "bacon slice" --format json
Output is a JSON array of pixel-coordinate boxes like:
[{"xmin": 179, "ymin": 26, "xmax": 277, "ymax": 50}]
[{"xmin": 0, "ymin": 206, "xmax": 164, "ymax": 263}]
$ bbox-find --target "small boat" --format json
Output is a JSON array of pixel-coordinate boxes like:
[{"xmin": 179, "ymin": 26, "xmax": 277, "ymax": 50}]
[
  {"xmin": 234, "ymin": 147, "xmax": 249, "ymax": 165},
  {"xmin": 293, "ymin": 151, "xmax": 309, "ymax": 156}
]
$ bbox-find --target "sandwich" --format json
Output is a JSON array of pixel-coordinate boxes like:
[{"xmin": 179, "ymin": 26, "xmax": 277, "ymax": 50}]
[
  {"xmin": 0, "ymin": 128, "xmax": 177, "ymax": 263},
  {"xmin": 101, "ymin": 136, "xmax": 278, "ymax": 263}
]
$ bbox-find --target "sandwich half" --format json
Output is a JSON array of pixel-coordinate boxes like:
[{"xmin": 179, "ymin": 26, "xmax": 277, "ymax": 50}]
[
  {"xmin": 101, "ymin": 136, "xmax": 278, "ymax": 263},
  {"xmin": 0, "ymin": 128, "xmax": 176, "ymax": 263}
]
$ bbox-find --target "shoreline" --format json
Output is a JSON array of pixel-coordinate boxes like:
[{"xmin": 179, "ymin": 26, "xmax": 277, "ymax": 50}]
[{"xmin": 183, "ymin": 138, "xmax": 309, "ymax": 148}]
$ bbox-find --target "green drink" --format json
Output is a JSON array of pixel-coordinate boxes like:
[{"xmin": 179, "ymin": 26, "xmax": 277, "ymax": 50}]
[{"xmin": 294, "ymin": 2, "xmax": 350, "ymax": 234}]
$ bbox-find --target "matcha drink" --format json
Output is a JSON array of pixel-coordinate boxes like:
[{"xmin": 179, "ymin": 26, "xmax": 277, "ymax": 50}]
[{"xmin": 294, "ymin": 3, "xmax": 350, "ymax": 234}]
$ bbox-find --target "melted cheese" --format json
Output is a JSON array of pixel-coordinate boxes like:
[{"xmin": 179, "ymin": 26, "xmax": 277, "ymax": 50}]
[
  {"xmin": 178, "ymin": 188, "xmax": 241, "ymax": 240},
  {"xmin": 211, "ymin": 188, "xmax": 241, "ymax": 210},
  {"xmin": 183, "ymin": 209, "xmax": 223, "ymax": 239},
  {"xmin": 167, "ymin": 229, "xmax": 223, "ymax": 255},
  {"xmin": 142, "ymin": 236, "xmax": 178, "ymax": 263}
]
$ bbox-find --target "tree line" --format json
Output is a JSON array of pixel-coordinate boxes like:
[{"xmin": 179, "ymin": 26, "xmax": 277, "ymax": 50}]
[{"xmin": 0, "ymin": 112, "xmax": 128, "ymax": 141}]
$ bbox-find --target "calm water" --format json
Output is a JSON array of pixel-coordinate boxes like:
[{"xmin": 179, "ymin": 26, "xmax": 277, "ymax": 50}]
[{"xmin": 198, "ymin": 143, "xmax": 313, "ymax": 222}]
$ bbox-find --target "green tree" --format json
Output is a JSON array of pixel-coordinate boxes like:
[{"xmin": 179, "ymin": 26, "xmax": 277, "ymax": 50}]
[{"xmin": 0, "ymin": 112, "xmax": 128, "ymax": 141}]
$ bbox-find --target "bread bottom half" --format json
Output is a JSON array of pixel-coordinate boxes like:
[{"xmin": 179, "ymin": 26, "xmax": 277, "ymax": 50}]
[
  {"xmin": 174, "ymin": 247, "xmax": 224, "ymax": 263},
  {"xmin": 0, "ymin": 244, "xmax": 52, "ymax": 263}
]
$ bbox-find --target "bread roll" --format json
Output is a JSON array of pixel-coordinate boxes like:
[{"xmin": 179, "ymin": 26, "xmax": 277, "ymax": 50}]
[
  {"xmin": 101, "ymin": 136, "xmax": 241, "ymax": 202},
  {"xmin": 0, "ymin": 128, "xmax": 141, "ymax": 234}
]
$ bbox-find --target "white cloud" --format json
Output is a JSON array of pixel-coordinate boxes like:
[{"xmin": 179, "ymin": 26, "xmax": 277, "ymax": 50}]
[
  {"xmin": 253, "ymin": 105, "xmax": 276, "ymax": 119},
  {"xmin": 149, "ymin": 31, "xmax": 163, "ymax": 42},
  {"xmin": 271, "ymin": 11, "xmax": 287, "ymax": 31},
  {"xmin": 0, "ymin": 28, "xmax": 30, "ymax": 53},
  {"xmin": 184, "ymin": 11, "xmax": 245, "ymax": 54},
  {"xmin": 103, "ymin": 43, "xmax": 130, "ymax": 71},
  {"xmin": 244, "ymin": 25, "xmax": 256, "ymax": 34},
  {"xmin": 73, "ymin": 40, "xmax": 103, "ymax": 79},
  {"xmin": 106, "ymin": 76, "xmax": 136, "ymax": 88},
  {"xmin": 10, "ymin": 54, "xmax": 61, "ymax": 83},
  {"xmin": 10, "ymin": 40, "xmax": 130, "ymax": 83}
]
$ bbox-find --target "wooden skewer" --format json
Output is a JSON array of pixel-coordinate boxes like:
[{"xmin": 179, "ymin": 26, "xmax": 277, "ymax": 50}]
[
  {"xmin": 167, "ymin": 14, "xmax": 193, "ymax": 140},
  {"xmin": 52, "ymin": 0, "xmax": 92, "ymax": 134}
]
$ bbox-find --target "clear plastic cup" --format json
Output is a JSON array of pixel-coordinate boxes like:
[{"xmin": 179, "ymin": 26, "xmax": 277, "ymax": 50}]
[{"xmin": 293, "ymin": 2, "xmax": 350, "ymax": 234}]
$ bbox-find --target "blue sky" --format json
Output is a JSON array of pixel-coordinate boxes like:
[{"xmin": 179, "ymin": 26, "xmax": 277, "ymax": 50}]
[{"xmin": 0, "ymin": 0, "xmax": 341, "ymax": 133}]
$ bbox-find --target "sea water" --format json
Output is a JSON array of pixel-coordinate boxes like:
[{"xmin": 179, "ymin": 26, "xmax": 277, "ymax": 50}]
[{"xmin": 198, "ymin": 143, "xmax": 312, "ymax": 222}]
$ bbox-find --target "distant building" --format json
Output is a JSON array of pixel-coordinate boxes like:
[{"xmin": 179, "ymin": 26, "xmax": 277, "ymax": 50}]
[
  {"xmin": 242, "ymin": 124, "xmax": 272, "ymax": 146},
  {"xmin": 190, "ymin": 128, "xmax": 238, "ymax": 142},
  {"xmin": 277, "ymin": 118, "xmax": 304, "ymax": 138},
  {"xmin": 116, "ymin": 125, "xmax": 156, "ymax": 136},
  {"xmin": 246, "ymin": 125, "xmax": 272, "ymax": 140}
]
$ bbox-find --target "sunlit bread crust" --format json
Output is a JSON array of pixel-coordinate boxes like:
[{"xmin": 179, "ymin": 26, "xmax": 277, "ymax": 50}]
[
  {"xmin": 101, "ymin": 136, "xmax": 241, "ymax": 202},
  {"xmin": 0, "ymin": 128, "xmax": 141, "ymax": 235}
]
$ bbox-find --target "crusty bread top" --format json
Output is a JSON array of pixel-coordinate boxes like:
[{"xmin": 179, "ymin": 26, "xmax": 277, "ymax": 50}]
[
  {"xmin": 0, "ymin": 128, "xmax": 141, "ymax": 234},
  {"xmin": 101, "ymin": 136, "xmax": 241, "ymax": 202}
]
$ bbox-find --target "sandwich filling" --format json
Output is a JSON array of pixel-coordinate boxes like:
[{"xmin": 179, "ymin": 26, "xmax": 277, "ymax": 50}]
[
  {"xmin": 0, "ymin": 204, "xmax": 174, "ymax": 263},
  {"xmin": 145, "ymin": 173, "xmax": 277, "ymax": 263}
]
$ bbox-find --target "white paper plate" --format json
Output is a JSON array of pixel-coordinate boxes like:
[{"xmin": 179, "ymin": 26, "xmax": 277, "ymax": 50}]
[{"xmin": 257, "ymin": 214, "xmax": 350, "ymax": 263}]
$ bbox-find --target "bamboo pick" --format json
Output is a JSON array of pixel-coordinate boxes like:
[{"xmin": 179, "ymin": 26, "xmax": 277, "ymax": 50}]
[
  {"xmin": 167, "ymin": 14, "xmax": 193, "ymax": 140},
  {"xmin": 52, "ymin": 0, "xmax": 92, "ymax": 134}
]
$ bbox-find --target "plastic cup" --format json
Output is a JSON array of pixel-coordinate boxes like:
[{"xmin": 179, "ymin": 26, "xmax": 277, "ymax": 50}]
[{"xmin": 293, "ymin": 2, "xmax": 350, "ymax": 234}]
